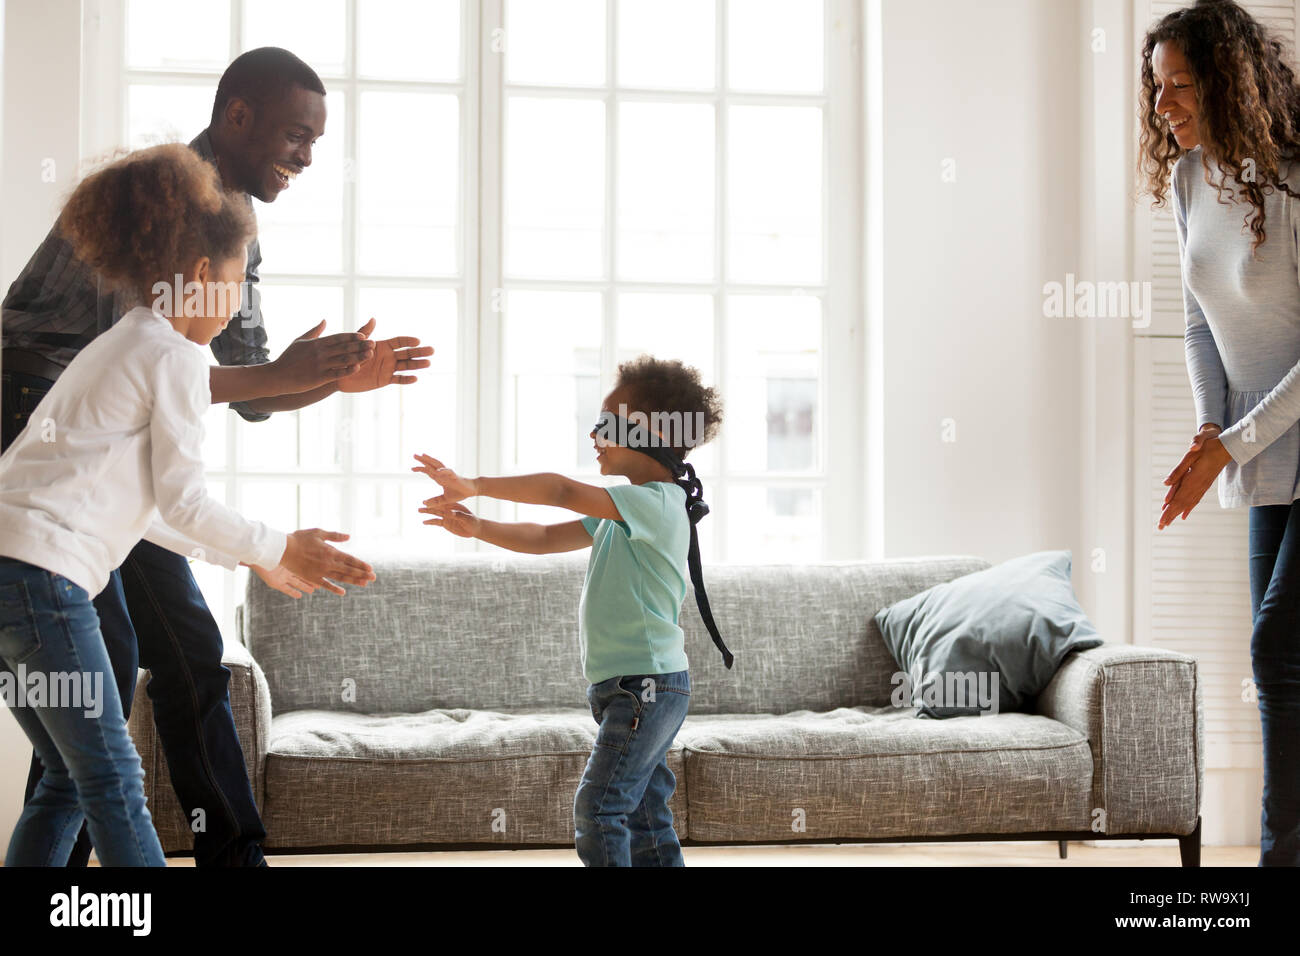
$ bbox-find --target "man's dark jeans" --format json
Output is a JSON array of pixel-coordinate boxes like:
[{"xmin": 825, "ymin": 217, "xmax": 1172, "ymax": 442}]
[{"xmin": 2, "ymin": 367, "xmax": 267, "ymax": 866}]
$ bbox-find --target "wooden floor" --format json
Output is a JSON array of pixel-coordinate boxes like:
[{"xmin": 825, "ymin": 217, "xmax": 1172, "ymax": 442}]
[{"xmin": 154, "ymin": 842, "xmax": 1258, "ymax": 867}]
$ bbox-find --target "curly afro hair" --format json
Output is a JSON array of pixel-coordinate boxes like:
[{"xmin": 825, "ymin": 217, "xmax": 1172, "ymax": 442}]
[
  {"xmin": 57, "ymin": 142, "xmax": 255, "ymax": 305},
  {"xmin": 613, "ymin": 354, "xmax": 723, "ymax": 458}
]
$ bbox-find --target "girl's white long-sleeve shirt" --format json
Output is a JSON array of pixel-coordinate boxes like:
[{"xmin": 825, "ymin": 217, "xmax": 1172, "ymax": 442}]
[{"xmin": 0, "ymin": 306, "xmax": 286, "ymax": 596}]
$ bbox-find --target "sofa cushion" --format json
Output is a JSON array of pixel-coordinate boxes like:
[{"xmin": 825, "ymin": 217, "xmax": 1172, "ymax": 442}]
[
  {"xmin": 260, "ymin": 707, "xmax": 686, "ymax": 849},
  {"xmin": 260, "ymin": 705, "xmax": 1093, "ymax": 849},
  {"xmin": 677, "ymin": 708, "xmax": 1095, "ymax": 841},
  {"xmin": 873, "ymin": 550, "xmax": 1103, "ymax": 717},
  {"xmin": 242, "ymin": 552, "xmax": 991, "ymax": 716}
]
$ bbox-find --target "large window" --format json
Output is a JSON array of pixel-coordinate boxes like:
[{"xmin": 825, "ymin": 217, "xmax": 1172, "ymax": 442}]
[{"xmin": 86, "ymin": 0, "xmax": 862, "ymax": 633}]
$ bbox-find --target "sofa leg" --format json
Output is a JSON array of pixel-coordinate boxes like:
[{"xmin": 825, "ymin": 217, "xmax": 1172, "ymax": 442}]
[
  {"xmin": 1178, "ymin": 817, "xmax": 1202, "ymax": 868},
  {"xmin": 1058, "ymin": 840, "xmax": 1068, "ymax": 859}
]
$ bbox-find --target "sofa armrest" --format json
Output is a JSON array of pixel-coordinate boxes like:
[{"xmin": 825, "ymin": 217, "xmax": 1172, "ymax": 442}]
[
  {"xmin": 1034, "ymin": 643, "xmax": 1203, "ymax": 836},
  {"xmin": 126, "ymin": 635, "xmax": 274, "ymax": 855}
]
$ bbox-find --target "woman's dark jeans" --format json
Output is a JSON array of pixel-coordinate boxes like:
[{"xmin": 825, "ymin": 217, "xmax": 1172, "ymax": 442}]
[
  {"xmin": 1247, "ymin": 502, "xmax": 1300, "ymax": 866},
  {"xmin": 2, "ymin": 367, "xmax": 266, "ymax": 866}
]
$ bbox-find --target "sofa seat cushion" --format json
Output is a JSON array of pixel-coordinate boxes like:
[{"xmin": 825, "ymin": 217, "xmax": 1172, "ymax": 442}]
[
  {"xmin": 261, "ymin": 708, "xmax": 686, "ymax": 849},
  {"xmin": 676, "ymin": 707, "xmax": 1095, "ymax": 841}
]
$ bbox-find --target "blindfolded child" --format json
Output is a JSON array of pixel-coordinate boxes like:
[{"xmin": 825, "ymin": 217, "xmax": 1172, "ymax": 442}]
[{"xmin": 414, "ymin": 355, "xmax": 728, "ymax": 866}]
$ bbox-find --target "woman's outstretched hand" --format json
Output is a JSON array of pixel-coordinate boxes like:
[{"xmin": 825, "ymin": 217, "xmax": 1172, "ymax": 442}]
[
  {"xmin": 419, "ymin": 500, "xmax": 481, "ymax": 538},
  {"xmin": 1159, "ymin": 424, "xmax": 1231, "ymax": 529},
  {"xmin": 279, "ymin": 529, "xmax": 376, "ymax": 595},
  {"xmin": 249, "ymin": 562, "xmax": 319, "ymax": 599},
  {"xmin": 412, "ymin": 453, "xmax": 478, "ymax": 506}
]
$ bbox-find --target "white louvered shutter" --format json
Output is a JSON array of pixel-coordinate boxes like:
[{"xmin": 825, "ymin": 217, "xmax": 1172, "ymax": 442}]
[
  {"xmin": 1131, "ymin": 0, "xmax": 1300, "ymax": 772},
  {"xmin": 1134, "ymin": 339, "xmax": 1259, "ymax": 769}
]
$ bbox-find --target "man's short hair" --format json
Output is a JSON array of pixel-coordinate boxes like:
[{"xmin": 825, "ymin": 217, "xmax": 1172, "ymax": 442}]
[{"xmin": 211, "ymin": 47, "xmax": 326, "ymax": 127}]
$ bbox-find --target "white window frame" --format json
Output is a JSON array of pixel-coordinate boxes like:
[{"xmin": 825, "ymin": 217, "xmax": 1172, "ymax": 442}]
[
  {"xmin": 479, "ymin": 0, "xmax": 865, "ymax": 561},
  {"xmin": 80, "ymin": 0, "xmax": 866, "ymax": 637}
]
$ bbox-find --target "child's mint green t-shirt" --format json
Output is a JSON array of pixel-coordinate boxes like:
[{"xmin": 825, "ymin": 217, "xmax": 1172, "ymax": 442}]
[{"xmin": 578, "ymin": 481, "xmax": 691, "ymax": 684}]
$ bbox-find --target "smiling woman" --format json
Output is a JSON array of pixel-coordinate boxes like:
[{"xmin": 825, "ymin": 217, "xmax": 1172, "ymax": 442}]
[{"xmin": 1139, "ymin": 0, "xmax": 1300, "ymax": 867}]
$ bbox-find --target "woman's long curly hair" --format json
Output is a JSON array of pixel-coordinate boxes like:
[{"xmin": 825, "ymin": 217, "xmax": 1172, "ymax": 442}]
[{"xmin": 1138, "ymin": 0, "xmax": 1300, "ymax": 249}]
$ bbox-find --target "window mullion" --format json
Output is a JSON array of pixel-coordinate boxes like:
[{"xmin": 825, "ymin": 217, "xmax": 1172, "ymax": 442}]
[
  {"xmin": 602, "ymin": 0, "xmax": 617, "ymax": 397},
  {"xmin": 477, "ymin": 0, "xmax": 506, "ymax": 539},
  {"xmin": 452, "ymin": 0, "xmax": 483, "ymax": 552},
  {"xmin": 823, "ymin": 0, "xmax": 864, "ymax": 560},
  {"xmin": 715, "ymin": 0, "xmax": 729, "ymax": 563},
  {"xmin": 340, "ymin": 0, "xmax": 359, "ymax": 532},
  {"xmin": 230, "ymin": 1, "xmax": 241, "ymax": 60}
]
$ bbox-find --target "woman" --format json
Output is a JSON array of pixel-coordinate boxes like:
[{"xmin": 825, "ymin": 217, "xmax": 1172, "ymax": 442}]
[
  {"xmin": 0, "ymin": 143, "xmax": 375, "ymax": 865},
  {"xmin": 1141, "ymin": 0, "xmax": 1300, "ymax": 865}
]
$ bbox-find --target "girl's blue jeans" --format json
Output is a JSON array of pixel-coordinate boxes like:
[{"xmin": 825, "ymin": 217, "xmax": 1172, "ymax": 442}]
[
  {"xmin": 1248, "ymin": 503, "xmax": 1300, "ymax": 866},
  {"xmin": 575, "ymin": 670, "xmax": 690, "ymax": 866},
  {"xmin": 0, "ymin": 557, "xmax": 165, "ymax": 866}
]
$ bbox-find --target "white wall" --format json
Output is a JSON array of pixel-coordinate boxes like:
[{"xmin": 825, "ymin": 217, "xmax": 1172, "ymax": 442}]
[
  {"xmin": 0, "ymin": 0, "xmax": 1224, "ymax": 853},
  {"xmin": 875, "ymin": 0, "xmax": 1090, "ymax": 574},
  {"xmin": 0, "ymin": 0, "xmax": 83, "ymax": 861}
]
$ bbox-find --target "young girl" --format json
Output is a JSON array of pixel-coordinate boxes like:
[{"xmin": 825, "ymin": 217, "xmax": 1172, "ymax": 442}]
[
  {"xmin": 0, "ymin": 144, "xmax": 375, "ymax": 866},
  {"xmin": 413, "ymin": 355, "xmax": 727, "ymax": 867}
]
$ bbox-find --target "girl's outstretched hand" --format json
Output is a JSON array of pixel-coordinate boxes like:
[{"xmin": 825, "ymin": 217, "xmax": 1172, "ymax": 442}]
[
  {"xmin": 280, "ymin": 529, "xmax": 377, "ymax": 596},
  {"xmin": 249, "ymin": 562, "xmax": 319, "ymax": 599},
  {"xmin": 412, "ymin": 453, "xmax": 478, "ymax": 505},
  {"xmin": 419, "ymin": 500, "xmax": 481, "ymax": 538}
]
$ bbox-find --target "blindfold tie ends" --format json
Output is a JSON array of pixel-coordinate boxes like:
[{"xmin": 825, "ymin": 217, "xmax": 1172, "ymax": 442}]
[{"xmin": 593, "ymin": 411, "xmax": 734, "ymax": 669}]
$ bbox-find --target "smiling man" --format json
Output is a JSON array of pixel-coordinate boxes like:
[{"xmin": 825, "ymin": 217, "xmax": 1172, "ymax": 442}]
[{"xmin": 0, "ymin": 47, "xmax": 432, "ymax": 867}]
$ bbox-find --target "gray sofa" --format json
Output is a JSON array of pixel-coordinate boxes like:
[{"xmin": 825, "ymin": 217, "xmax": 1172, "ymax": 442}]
[{"xmin": 127, "ymin": 553, "xmax": 1204, "ymax": 863}]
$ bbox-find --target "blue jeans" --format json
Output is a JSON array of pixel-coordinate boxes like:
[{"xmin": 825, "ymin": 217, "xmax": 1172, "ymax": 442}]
[
  {"xmin": 1248, "ymin": 503, "xmax": 1300, "ymax": 866},
  {"xmin": 0, "ymin": 558, "xmax": 165, "ymax": 866},
  {"xmin": 3, "ymin": 368, "xmax": 267, "ymax": 866},
  {"xmin": 575, "ymin": 670, "xmax": 690, "ymax": 866}
]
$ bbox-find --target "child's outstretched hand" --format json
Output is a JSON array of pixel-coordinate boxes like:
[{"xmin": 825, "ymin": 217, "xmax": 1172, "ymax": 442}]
[
  {"xmin": 412, "ymin": 453, "xmax": 477, "ymax": 505},
  {"xmin": 419, "ymin": 500, "xmax": 481, "ymax": 538}
]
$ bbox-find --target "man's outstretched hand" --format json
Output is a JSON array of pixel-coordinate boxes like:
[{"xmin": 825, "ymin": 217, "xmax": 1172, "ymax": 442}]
[
  {"xmin": 271, "ymin": 320, "xmax": 375, "ymax": 394},
  {"xmin": 337, "ymin": 317, "xmax": 435, "ymax": 393}
]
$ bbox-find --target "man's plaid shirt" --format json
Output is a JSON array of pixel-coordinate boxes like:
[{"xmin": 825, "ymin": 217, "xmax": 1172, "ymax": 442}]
[{"xmin": 1, "ymin": 129, "xmax": 272, "ymax": 422}]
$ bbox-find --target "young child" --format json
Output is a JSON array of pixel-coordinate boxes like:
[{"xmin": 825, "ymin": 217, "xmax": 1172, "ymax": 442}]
[
  {"xmin": 0, "ymin": 144, "xmax": 375, "ymax": 866},
  {"xmin": 414, "ymin": 355, "xmax": 728, "ymax": 867}
]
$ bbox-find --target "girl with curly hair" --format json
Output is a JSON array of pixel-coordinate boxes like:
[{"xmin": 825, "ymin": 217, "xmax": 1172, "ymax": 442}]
[
  {"xmin": 0, "ymin": 144, "xmax": 375, "ymax": 866},
  {"xmin": 1141, "ymin": 0, "xmax": 1300, "ymax": 865}
]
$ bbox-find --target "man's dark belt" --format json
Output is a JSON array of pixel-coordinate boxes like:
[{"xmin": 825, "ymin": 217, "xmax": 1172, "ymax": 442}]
[{"xmin": 2, "ymin": 348, "xmax": 65, "ymax": 383}]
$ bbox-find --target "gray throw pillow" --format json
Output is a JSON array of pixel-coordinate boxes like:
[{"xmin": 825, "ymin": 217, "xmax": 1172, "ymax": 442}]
[{"xmin": 873, "ymin": 550, "xmax": 1102, "ymax": 718}]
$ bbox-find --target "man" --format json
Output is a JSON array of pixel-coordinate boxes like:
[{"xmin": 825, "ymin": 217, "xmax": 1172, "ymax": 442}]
[{"xmin": 0, "ymin": 47, "xmax": 432, "ymax": 866}]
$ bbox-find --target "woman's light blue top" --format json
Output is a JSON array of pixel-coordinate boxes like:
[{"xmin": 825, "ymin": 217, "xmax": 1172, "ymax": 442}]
[{"xmin": 1174, "ymin": 147, "xmax": 1300, "ymax": 507}]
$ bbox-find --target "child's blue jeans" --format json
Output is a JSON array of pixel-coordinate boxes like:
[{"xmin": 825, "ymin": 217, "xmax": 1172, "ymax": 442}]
[
  {"xmin": 575, "ymin": 670, "xmax": 690, "ymax": 866},
  {"xmin": 0, "ymin": 558, "xmax": 165, "ymax": 866}
]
